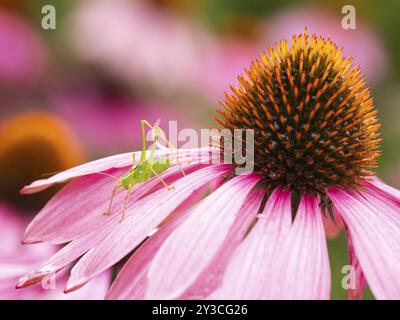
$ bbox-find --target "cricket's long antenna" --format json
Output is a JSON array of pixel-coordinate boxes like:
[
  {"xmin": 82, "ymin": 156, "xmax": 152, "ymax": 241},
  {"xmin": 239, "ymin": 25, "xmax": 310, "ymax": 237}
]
[
  {"xmin": 140, "ymin": 120, "xmax": 147, "ymax": 163},
  {"xmin": 149, "ymin": 126, "xmax": 159, "ymax": 161},
  {"xmin": 95, "ymin": 172, "xmax": 120, "ymax": 182},
  {"xmin": 40, "ymin": 171, "xmax": 62, "ymax": 178},
  {"xmin": 154, "ymin": 122, "xmax": 168, "ymax": 150},
  {"xmin": 132, "ymin": 152, "xmax": 137, "ymax": 167}
]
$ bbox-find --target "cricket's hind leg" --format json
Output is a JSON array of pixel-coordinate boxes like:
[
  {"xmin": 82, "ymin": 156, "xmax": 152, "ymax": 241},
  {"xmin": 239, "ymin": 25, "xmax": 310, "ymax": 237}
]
[
  {"xmin": 119, "ymin": 186, "xmax": 133, "ymax": 223},
  {"xmin": 150, "ymin": 166, "xmax": 175, "ymax": 191},
  {"xmin": 103, "ymin": 184, "xmax": 122, "ymax": 216}
]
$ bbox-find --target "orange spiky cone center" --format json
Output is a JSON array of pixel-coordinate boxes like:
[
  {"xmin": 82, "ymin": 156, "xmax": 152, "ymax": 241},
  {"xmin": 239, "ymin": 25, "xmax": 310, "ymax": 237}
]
[{"xmin": 216, "ymin": 32, "xmax": 381, "ymax": 195}]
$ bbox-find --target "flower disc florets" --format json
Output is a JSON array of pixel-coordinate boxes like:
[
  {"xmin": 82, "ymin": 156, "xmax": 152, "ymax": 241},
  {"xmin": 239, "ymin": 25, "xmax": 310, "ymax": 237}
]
[{"xmin": 216, "ymin": 31, "xmax": 381, "ymax": 195}]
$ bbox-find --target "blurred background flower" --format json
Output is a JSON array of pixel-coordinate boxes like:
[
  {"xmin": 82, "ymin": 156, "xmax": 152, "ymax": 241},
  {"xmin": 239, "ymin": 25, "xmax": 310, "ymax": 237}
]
[
  {"xmin": 0, "ymin": 112, "xmax": 85, "ymax": 209},
  {"xmin": 67, "ymin": 0, "xmax": 260, "ymax": 103},
  {"xmin": 0, "ymin": 0, "xmax": 399, "ymax": 299},
  {"xmin": 0, "ymin": 8, "xmax": 48, "ymax": 90}
]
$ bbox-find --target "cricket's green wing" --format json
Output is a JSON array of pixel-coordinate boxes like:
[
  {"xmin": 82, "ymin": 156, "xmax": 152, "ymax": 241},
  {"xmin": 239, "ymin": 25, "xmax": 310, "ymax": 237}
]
[{"xmin": 152, "ymin": 159, "xmax": 171, "ymax": 174}]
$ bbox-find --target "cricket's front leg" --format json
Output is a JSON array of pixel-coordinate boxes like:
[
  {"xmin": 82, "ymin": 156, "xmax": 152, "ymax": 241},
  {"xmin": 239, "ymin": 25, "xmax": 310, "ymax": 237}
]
[
  {"xmin": 132, "ymin": 152, "xmax": 137, "ymax": 167},
  {"xmin": 143, "ymin": 120, "xmax": 188, "ymax": 176}
]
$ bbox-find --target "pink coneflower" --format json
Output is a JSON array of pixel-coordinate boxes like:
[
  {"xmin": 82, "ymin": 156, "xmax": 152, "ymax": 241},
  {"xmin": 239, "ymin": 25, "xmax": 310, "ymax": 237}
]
[{"xmin": 18, "ymin": 32, "xmax": 400, "ymax": 300}]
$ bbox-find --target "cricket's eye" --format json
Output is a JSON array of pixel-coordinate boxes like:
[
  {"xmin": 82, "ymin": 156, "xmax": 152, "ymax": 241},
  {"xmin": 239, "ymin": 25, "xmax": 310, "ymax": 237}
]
[
  {"xmin": 138, "ymin": 166, "xmax": 146, "ymax": 174},
  {"xmin": 216, "ymin": 31, "xmax": 380, "ymax": 194}
]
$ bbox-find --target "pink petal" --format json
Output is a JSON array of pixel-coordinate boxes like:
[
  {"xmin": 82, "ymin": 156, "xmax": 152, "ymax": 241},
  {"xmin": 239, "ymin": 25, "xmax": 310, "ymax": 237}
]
[
  {"xmin": 65, "ymin": 165, "xmax": 231, "ymax": 292},
  {"xmin": 146, "ymin": 173, "xmax": 261, "ymax": 299},
  {"xmin": 180, "ymin": 187, "xmax": 265, "ymax": 299},
  {"xmin": 21, "ymin": 152, "xmax": 133, "ymax": 194},
  {"xmin": 17, "ymin": 226, "xmax": 112, "ymax": 288},
  {"xmin": 23, "ymin": 164, "xmax": 201, "ymax": 244},
  {"xmin": 344, "ymin": 224, "xmax": 366, "ymax": 300},
  {"xmin": 209, "ymin": 188, "xmax": 292, "ymax": 299},
  {"xmin": 107, "ymin": 188, "xmax": 264, "ymax": 300},
  {"xmin": 329, "ymin": 188, "xmax": 400, "ymax": 299},
  {"xmin": 16, "ymin": 268, "xmax": 111, "ymax": 300},
  {"xmin": 19, "ymin": 165, "xmax": 229, "ymax": 289},
  {"xmin": 106, "ymin": 213, "xmax": 185, "ymax": 299},
  {"xmin": 106, "ymin": 170, "xmax": 234, "ymax": 300},
  {"xmin": 263, "ymin": 194, "xmax": 330, "ymax": 299},
  {"xmin": 366, "ymin": 176, "xmax": 400, "ymax": 207},
  {"xmin": 21, "ymin": 147, "xmax": 219, "ymax": 194},
  {"xmin": 60, "ymin": 270, "xmax": 111, "ymax": 300}
]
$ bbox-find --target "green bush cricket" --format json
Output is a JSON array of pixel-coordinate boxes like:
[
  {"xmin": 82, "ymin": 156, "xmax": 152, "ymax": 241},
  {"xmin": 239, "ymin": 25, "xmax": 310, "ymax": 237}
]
[{"xmin": 103, "ymin": 120, "xmax": 187, "ymax": 222}]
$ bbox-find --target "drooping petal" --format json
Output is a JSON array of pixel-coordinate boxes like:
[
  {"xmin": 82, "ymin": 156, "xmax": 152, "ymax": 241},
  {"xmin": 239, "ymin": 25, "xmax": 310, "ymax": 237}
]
[
  {"xmin": 323, "ymin": 207, "xmax": 343, "ymax": 239},
  {"xmin": 209, "ymin": 188, "xmax": 292, "ymax": 299},
  {"xmin": 344, "ymin": 224, "xmax": 366, "ymax": 300},
  {"xmin": 23, "ymin": 164, "xmax": 201, "ymax": 244},
  {"xmin": 329, "ymin": 188, "xmax": 400, "ymax": 299},
  {"xmin": 65, "ymin": 165, "xmax": 231, "ymax": 292},
  {"xmin": 263, "ymin": 194, "xmax": 330, "ymax": 299},
  {"xmin": 21, "ymin": 147, "xmax": 219, "ymax": 194},
  {"xmin": 146, "ymin": 173, "xmax": 261, "ymax": 299}
]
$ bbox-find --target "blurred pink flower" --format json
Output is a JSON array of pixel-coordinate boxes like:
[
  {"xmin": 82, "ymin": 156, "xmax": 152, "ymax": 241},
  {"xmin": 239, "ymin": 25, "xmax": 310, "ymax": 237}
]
[
  {"xmin": 68, "ymin": 0, "xmax": 259, "ymax": 101},
  {"xmin": 52, "ymin": 92, "xmax": 198, "ymax": 155},
  {"xmin": 69, "ymin": 0, "xmax": 210, "ymax": 94},
  {"xmin": 0, "ymin": 204, "xmax": 26, "ymax": 256},
  {"xmin": 16, "ymin": 149, "xmax": 400, "ymax": 300},
  {"xmin": 0, "ymin": 203, "xmax": 110, "ymax": 299},
  {"xmin": 263, "ymin": 6, "xmax": 388, "ymax": 85},
  {"xmin": 0, "ymin": 9, "xmax": 48, "ymax": 88},
  {"xmin": 197, "ymin": 38, "xmax": 259, "ymax": 101}
]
